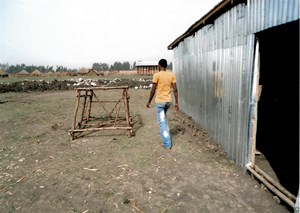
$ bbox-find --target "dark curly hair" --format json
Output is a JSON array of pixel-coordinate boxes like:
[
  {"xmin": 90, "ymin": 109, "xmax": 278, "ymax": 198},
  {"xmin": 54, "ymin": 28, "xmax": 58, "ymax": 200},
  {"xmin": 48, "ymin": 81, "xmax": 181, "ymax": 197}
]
[{"xmin": 158, "ymin": 59, "xmax": 167, "ymax": 68}]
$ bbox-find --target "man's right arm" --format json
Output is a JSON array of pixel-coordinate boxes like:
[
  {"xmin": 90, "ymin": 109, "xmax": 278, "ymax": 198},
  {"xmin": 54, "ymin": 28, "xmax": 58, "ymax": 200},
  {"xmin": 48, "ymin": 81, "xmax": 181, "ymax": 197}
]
[{"xmin": 172, "ymin": 82, "xmax": 179, "ymax": 111}]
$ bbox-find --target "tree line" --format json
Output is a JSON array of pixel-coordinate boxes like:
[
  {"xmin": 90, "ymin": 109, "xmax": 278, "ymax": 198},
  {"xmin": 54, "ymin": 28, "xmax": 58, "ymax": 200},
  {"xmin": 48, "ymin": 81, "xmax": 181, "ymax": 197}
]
[
  {"xmin": 92, "ymin": 61, "xmax": 134, "ymax": 71},
  {"xmin": 0, "ymin": 63, "xmax": 72, "ymax": 74},
  {"xmin": 0, "ymin": 61, "xmax": 172, "ymax": 74}
]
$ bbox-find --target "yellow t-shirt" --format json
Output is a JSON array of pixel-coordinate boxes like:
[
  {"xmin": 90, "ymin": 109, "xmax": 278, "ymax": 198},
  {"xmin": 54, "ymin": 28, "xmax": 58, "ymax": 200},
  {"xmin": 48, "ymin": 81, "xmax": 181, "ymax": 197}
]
[{"xmin": 153, "ymin": 71, "xmax": 176, "ymax": 103}]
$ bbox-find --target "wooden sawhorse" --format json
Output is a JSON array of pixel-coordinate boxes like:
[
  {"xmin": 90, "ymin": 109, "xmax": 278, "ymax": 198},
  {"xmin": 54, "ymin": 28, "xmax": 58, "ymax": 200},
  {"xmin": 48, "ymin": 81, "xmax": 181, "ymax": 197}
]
[{"xmin": 69, "ymin": 86, "xmax": 133, "ymax": 140}]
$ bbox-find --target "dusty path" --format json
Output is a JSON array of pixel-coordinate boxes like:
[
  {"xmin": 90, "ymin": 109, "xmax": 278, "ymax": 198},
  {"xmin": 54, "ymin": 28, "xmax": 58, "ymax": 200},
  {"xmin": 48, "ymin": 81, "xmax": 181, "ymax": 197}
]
[{"xmin": 0, "ymin": 89, "xmax": 291, "ymax": 212}]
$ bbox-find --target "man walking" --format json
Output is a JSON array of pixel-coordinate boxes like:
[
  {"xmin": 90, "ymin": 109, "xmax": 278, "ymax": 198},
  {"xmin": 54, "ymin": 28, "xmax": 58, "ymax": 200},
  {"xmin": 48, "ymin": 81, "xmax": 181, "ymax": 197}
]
[{"xmin": 146, "ymin": 59, "xmax": 179, "ymax": 149}]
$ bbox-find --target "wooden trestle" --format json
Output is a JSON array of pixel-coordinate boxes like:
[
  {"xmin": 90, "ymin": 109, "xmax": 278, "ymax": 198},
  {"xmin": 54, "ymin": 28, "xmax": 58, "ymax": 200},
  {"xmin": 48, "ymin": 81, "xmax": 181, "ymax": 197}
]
[{"xmin": 69, "ymin": 86, "xmax": 133, "ymax": 140}]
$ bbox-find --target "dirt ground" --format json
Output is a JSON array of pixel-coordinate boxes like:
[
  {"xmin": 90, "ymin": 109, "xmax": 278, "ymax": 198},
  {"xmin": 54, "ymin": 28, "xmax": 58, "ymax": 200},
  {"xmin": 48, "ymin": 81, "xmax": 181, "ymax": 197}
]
[{"xmin": 0, "ymin": 84, "xmax": 293, "ymax": 212}]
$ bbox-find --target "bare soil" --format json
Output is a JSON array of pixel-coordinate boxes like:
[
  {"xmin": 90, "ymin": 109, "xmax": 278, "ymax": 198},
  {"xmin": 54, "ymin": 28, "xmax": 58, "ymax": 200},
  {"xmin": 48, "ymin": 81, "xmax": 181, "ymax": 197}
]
[{"xmin": 0, "ymin": 82, "xmax": 292, "ymax": 212}]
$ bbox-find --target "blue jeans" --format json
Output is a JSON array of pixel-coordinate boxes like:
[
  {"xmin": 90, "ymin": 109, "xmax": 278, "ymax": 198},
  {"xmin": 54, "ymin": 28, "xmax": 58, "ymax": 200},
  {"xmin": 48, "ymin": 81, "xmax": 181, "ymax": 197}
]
[{"xmin": 156, "ymin": 103, "xmax": 172, "ymax": 149}]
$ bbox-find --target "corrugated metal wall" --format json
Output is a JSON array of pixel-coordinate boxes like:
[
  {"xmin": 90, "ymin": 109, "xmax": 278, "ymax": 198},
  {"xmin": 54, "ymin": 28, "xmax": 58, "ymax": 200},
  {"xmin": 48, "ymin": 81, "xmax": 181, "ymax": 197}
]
[{"xmin": 172, "ymin": 0, "xmax": 299, "ymax": 169}]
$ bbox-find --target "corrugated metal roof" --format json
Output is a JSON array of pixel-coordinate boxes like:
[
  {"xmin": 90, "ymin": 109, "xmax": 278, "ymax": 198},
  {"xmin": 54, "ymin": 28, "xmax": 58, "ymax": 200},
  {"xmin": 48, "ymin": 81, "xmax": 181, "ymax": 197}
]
[
  {"xmin": 169, "ymin": 0, "xmax": 299, "ymax": 50},
  {"xmin": 168, "ymin": 0, "xmax": 246, "ymax": 50}
]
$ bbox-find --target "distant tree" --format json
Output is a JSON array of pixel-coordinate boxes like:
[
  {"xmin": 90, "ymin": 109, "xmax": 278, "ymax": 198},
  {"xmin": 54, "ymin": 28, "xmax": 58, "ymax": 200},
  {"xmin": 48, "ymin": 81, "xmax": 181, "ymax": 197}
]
[
  {"xmin": 100, "ymin": 63, "xmax": 109, "ymax": 71},
  {"xmin": 6, "ymin": 65, "xmax": 15, "ymax": 73},
  {"xmin": 112, "ymin": 62, "xmax": 123, "ymax": 71},
  {"xmin": 2, "ymin": 63, "xmax": 72, "ymax": 74},
  {"xmin": 38, "ymin": 66, "xmax": 46, "ymax": 72},
  {"xmin": 122, "ymin": 61, "xmax": 130, "ymax": 70},
  {"xmin": 92, "ymin": 63, "xmax": 101, "ymax": 71},
  {"xmin": 26, "ymin": 65, "xmax": 35, "ymax": 73},
  {"xmin": 92, "ymin": 62, "xmax": 110, "ymax": 71},
  {"xmin": 132, "ymin": 61, "xmax": 136, "ymax": 70},
  {"xmin": 91, "ymin": 61, "xmax": 135, "ymax": 71},
  {"xmin": 0, "ymin": 63, "xmax": 9, "ymax": 71},
  {"xmin": 7, "ymin": 64, "xmax": 23, "ymax": 74},
  {"xmin": 56, "ymin": 66, "xmax": 67, "ymax": 72}
]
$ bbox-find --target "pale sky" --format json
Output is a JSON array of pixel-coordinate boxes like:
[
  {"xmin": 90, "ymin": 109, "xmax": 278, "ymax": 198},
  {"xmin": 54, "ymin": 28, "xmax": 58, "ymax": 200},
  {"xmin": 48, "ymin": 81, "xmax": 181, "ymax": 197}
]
[{"xmin": 0, "ymin": 0, "xmax": 221, "ymax": 69}]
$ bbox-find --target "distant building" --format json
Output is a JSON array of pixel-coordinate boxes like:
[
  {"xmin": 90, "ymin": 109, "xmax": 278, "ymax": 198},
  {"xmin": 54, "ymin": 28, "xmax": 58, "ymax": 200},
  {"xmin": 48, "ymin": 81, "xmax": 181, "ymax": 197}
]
[
  {"xmin": 0, "ymin": 69, "xmax": 8, "ymax": 78},
  {"xmin": 31, "ymin": 69, "xmax": 42, "ymax": 76},
  {"xmin": 64, "ymin": 71, "xmax": 77, "ymax": 77},
  {"xmin": 16, "ymin": 70, "xmax": 30, "ymax": 77},
  {"xmin": 136, "ymin": 61, "xmax": 158, "ymax": 75},
  {"xmin": 45, "ymin": 71, "xmax": 54, "ymax": 77},
  {"xmin": 77, "ymin": 68, "xmax": 99, "ymax": 76}
]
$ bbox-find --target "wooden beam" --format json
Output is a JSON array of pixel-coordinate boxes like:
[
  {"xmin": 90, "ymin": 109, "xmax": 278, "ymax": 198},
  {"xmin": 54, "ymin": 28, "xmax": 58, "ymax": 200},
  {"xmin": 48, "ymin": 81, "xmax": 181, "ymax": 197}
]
[
  {"xmin": 70, "ymin": 126, "xmax": 132, "ymax": 132},
  {"xmin": 255, "ymin": 165, "xmax": 296, "ymax": 202},
  {"xmin": 76, "ymin": 86, "xmax": 128, "ymax": 91},
  {"xmin": 246, "ymin": 164, "xmax": 295, "ymax": 209}
]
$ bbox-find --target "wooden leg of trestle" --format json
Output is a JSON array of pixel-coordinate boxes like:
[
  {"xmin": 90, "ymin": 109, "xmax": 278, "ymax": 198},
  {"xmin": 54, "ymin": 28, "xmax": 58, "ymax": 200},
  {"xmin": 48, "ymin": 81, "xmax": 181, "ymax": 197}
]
[
  {"xmin": 123, "ymin": 88, "xmax": 132, "ymax": 137},
  {"xmin": 87, "ymin": 90, "xmax": 93, "ymax": 122}
]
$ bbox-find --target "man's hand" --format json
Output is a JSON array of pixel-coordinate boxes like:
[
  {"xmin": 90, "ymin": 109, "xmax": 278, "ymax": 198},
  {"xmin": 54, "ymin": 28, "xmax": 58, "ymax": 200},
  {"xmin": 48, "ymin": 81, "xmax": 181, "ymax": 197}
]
[
  {"xmin": 175, "ymin": 104, "xmax": 179, "ymax": 112},
  {"xmin": 147, "ymin": 83, "xmax": 156, "ymax": 108}
]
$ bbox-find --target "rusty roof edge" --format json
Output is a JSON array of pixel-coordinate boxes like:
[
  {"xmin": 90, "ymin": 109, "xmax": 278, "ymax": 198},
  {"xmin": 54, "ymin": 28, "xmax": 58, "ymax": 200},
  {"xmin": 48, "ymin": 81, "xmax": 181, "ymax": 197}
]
[{"xmin": 167, "ymin": 0, "xmax": 234, "ymax": 50}]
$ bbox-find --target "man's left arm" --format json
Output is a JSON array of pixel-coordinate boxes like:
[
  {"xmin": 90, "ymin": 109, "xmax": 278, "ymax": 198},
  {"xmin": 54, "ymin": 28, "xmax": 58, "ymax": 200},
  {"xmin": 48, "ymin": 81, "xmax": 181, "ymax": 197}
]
[{"xmin": 172, "ymin": 82, "xmax": 179, "ymax": 111}]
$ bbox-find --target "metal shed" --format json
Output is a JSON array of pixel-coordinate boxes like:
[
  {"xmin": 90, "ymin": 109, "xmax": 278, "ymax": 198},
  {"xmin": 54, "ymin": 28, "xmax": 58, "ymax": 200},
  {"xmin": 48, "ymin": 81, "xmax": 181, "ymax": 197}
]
[{"xmin": 168, "ymin": 0, "xmax": 299, "ymax": 209}]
